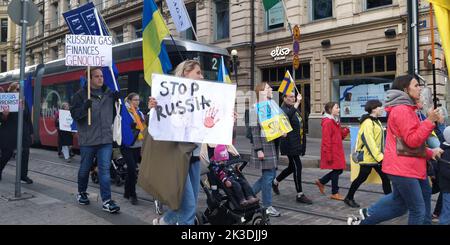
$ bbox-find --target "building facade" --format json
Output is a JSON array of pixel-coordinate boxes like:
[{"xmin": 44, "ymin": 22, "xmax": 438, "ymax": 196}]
[
  {"xmin": 11, "ymin": 0, "xmax": 449, "ymax": 137},
  {"xmin": 0, "ymin": 0, "xmax": 16, "ymax": 73}
]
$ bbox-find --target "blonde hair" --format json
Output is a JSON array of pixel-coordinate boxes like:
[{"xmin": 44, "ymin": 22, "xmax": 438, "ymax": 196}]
[
  {"xmin": 8, "ymin": 82, "xmax": 19, "ymax": 92},
  {"xmin": 174, "ymin": 60, "xmax": 201, "ymax": 78},
  {"xmin": 255, "ymin": 82, "xmax": 269, "ymax": 101}
]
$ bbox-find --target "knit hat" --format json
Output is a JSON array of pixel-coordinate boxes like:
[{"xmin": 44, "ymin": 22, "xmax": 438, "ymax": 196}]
[
  {"xmin": 212, "ymin": 145, "xmax": 229, "ymax": 162},
  {"xmin": 444, "ymin": 126, "xmax": 450, "ymax": 144}
]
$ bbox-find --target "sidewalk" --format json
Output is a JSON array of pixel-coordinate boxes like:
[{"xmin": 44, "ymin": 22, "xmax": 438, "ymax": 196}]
[{"xmin": 234, "ymin": 135, "xmax": 351, "ymax": 168}]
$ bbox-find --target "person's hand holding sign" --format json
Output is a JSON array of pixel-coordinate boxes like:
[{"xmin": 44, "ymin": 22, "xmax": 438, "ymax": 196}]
[{"xmin": 204, "ymin": 107, "xmax": 220, "ymax": 128}]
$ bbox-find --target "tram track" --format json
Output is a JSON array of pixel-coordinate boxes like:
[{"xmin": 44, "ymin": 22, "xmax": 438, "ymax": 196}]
[{"xmin": 11, "ymin": 157, "xmax": 350, "ymax": 223}]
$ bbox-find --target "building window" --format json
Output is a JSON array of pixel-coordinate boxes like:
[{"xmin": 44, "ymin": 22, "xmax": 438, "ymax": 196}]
[
  {"xmin": 311, "ymin": 0, "xmax": 333, "ymax": 21},
  {"xmin": 52, "ymin": 47, "xmax": 59, "ymax": 59},
  {"xmin": 265, "ymin": 1, "xmax": 284, "ymax": 30},
  {"xmin": 214, "ymin": 0, "xmax": 229, "ymax": 40},
  {"xmin": 133, "ymin": 22, "xmax": 142, "ymax": 39},
  {"xmin": 262, "ymin": 64, "xmax": 310, "ymax": 83},
  {"xmin": 365, "ymin": 0, "xmax": 392, "ymax": 10},
  {"xmin": 1, "ymin": 19, "xmax": 7, "ymax": 43},
  {"xmin": 332, "ymin": 53, "xmax": 396, "ymax": 76},
  {"xmin": 52, "ymin": 3, "xmax": 59, "ymax": 28},
  {"xmin": 1, "ymin": 55, "xmax": 6, "ymax": 72},
  {"xmin": 114, "ymin": 27, "xmax": 123, "ymax": 43},
  {"xmin": 66, "ymin": 0, "xmax": 71, "ymax": 11},
  {"xmin": 181, "ymin": 3, "xmax": 196, "ymax": 40}
]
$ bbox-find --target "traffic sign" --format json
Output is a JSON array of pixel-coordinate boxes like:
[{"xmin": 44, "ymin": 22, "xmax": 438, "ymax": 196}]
[
  {"xmin": 293, "ymin": 54, "xmax": 300, "ymax": 70},
  {"xmin": 293, "ymin": 25, "xmax": 300, "ymax": 41},
  {"xmin": 8, "ymin": 0, "xmax": 41, "ymax": 27}
]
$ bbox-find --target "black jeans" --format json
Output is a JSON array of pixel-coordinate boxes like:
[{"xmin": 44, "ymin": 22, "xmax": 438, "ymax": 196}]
[
  {"xmin": 346, "ymin": 164, "xmax": 392, "ymax": 200},
  {"xmin": 229, "ymin": 177, "xmax": 255, "ymax": 202},
  {"xmin": 319, "ymin": 169, "xmax": 343, "ymax": 194},
  {"xmin": 276, "ymin": 155, "xmax": 303, "ymax": 193},
  {"xmin": 120, "ymin": 147, "xmax": 141, "ymax": 197},
  {"xmin": 0, "ymin": 147, "xmax": 30, "ymax": 179}
]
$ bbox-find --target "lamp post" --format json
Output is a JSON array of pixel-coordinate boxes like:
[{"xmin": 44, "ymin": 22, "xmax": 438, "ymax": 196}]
[{"xmin": 231, "ymin": 49, "xmax": 238, "ymax": 85}]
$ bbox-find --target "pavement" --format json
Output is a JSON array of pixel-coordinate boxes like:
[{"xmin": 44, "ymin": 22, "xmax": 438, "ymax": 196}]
[{"xmin": 0, "ymin": 137, "xmax": 438, "ymax": 225}]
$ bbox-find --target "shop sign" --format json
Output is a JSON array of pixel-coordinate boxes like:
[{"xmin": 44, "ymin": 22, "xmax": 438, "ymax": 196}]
[{"xmin": 271, "ymin": 46, "xmax": 291, "ymax": 61}]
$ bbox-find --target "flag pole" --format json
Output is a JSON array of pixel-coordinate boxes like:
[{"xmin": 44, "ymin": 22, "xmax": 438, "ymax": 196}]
[
  {"xmin": 180, "ymin": 1, "xmax": 198, "ymax": 41},
  {"xmin": 87, "ymin": 66, "xmax": 91, "ymax": 126},
  {"xmin": 280, "ymin": 0, "xmax": 300, "ymax": 96},
  {"xmin": 430, "ymin": 3, "xmax": 438, "ymax": 109}
]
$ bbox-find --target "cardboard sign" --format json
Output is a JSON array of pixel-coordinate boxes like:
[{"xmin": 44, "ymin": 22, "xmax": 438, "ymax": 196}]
[
  {"xmin": 256, "ymin": 100, "xmax": 292, "ymax": 142},
  {"xmin": 65, "ymin": 34, "xmax": 112, "ymax": 67},
  {"xmin": 59, "ymin": 110, "xmax": 77, "ymax": 132},
  {"xmin": 148, "ymin": 74, "xmax": 237, "ymax": 145},
  {"xmin": 0, "ymin": 93, "xmax": 19, "ymax": 112}
]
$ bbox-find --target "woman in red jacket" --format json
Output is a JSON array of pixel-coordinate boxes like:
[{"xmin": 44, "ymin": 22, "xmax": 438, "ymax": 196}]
[
  {"xmin": 316, "ymin": 102, "xmax": 349, "ymax": 201},
  {"xmin": 348, "ymin": 75, "xmax": 443, "ymax": 225}
]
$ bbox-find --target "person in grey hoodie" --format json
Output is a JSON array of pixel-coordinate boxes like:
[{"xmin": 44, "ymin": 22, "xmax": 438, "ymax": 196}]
[{"xmin": 70, "ymin": 67, "xmax": 121, "ymax": 213}]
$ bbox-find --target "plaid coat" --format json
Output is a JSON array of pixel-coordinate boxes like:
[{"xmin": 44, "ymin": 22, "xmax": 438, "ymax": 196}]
[{"xmin": 250, "ymin": 122, "xmax": 279, "ymax": 170}]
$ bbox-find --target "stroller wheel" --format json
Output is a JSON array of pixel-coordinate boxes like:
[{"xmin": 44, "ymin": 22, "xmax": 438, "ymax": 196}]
[
  {"xmin": 194, "ymin": 211, "xmax": 206, "ymax": 225},
  {"xmin": 252, "ymin": 214, "xmax": 270, "ymax": 225},
  {"xmin": 154, "ymin": 200, "xmax": 163, "ymax": 215}
]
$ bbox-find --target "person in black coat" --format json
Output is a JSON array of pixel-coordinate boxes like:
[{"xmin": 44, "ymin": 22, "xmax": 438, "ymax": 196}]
[
  {"xmin": 0, "ymin": 82, "xmax": 34, "ymax": 183},
  {"xmin": 272, "ymin": 92, "xmax": 312, "ymax": 204},
  {"xmin": 437, "ymin": 126, "xmax": 450, "ymax": 224}
]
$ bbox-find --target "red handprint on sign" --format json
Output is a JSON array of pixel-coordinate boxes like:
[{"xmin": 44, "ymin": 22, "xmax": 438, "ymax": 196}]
[{"xmin": 204, "ymin": 107, "xmax": 220, "ymax": 128}]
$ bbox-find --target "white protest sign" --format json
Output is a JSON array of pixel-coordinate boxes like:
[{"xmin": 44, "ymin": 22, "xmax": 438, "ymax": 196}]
[
  {"xmin": 149, "ymin": 74, "xmax": 237, "ymax": 145},
  {"xmin": 65, "ymin": 34, "xmax": 113, "ymax": 67},
  {"xmin": 59, "ymin": 110, "xmax": 77, "ymax": 132},
  {"xmin": 0, "ymin": 93, "xmax": 19, "ymax": 112}
]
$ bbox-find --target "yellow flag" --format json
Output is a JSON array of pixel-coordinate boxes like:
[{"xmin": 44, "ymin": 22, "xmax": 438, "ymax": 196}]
[{"xmin": 428, "ymin": 0, "xmax": 450, "ymax": 73}]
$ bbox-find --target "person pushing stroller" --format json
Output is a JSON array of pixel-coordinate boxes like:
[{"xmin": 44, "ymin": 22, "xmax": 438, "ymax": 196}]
[{"xmin": 210, "ymin": 145, "xmax": 259, "ymax": 207}]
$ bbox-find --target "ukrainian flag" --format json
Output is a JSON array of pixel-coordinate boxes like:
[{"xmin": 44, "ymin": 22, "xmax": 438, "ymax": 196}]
[
  {"xmin": 278, "ymin": 70, "xmax": 295, "ymax": 95},
  {"xmin": 143, "ymin": 0, "xmax": 173, "ymax": 86},
  {"xmin": 217, "ymin": 56, "xmax": 232, "ymax": 83},
  {"xmin": 428, "ymin": 0, "xmax": 450, "ymax": 73}
]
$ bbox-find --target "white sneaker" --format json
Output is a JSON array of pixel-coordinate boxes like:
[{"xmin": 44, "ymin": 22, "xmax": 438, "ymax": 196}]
[
  {"xmin": 347, "ymin": 215, "xmax": 361, "ymax": 225},
  {"xmin": 265, "ymin": 206, "xmax": 281, "ymax": 217},
  {"xmin": 152, "ymin": 217, "xmax": 168, "ymax": 225}
]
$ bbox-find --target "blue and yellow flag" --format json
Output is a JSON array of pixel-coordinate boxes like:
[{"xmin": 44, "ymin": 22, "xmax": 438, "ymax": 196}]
[
  {"xmin": 428, "ymin": 0, "xmax": 450, "ymax": 73},
  {"xmin": 217, "ymin": 56, "xmax": 232, "ymax": 83},
  {"xmin": 143, "ymin": 0, "xmax": 173, "ymax": 86},
  {"xmin": 278, "ymin": 70, "xmax": 295, "ymax": 95}
]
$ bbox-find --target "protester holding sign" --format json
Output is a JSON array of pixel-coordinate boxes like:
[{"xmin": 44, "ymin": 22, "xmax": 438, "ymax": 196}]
[
  {"xmin": 149, "ymin": 60, "xmax": 205, "ymax": 225},
  {"xmin": 121, "ymin": 92, "xmax": 146, "ymax": 205},
  {"xmin": 250, "ymin": 82, "xmax": 282, "ymax": 217},
  {"xmin": 55, "ymin": 102, "xmax": 74, "ymax": 163},
  {"xmin": 0, "ymin": 82, "xmax": 34, "ymax": 184},
  {"xmin": 316, "ymin": 102, "xmax": 350, "ymax": 201},
  {"xmin": 70, "ymin": 67, "xmax": 121, "ymax": 213}
]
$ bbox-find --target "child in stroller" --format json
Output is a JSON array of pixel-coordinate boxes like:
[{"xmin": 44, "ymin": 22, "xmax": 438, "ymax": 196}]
[
  {"xmin": 90, "ymin": 146, "xmax": 129, "ymax": 186},
  {"xmin": 210, "ymin": 145, "xmax": 259, "ymax": 207},
  {"xmin": 197, "ymin": 144, "xmax": 270, "ymax": 225}
]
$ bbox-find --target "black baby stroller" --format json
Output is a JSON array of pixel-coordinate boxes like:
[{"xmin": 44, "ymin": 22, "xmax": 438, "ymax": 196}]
[
  {"xmin": 196, "ymin": 145, "xmax": 270, "ymax": 225},
  {"xmin": 90, "ymin": 147, "xmax": 129, "ymax": 186}
]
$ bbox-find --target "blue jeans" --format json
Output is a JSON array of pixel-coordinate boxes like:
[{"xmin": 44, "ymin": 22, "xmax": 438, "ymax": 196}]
[
  {"xmin": 361, "ymin": 175, "xmax": 431, "ymax": 225},
  {"xmin": 78, "ymin": 144, "xmax": 112, "ymax": 202},
  {"xmin": 163, "ymin": 160, "xmax": 200, "ymax": 225},
  {"xmin": 439, "ymin": 193, "xmax": 450, "ymax": 225},
  {"xmin": 252, "ymin": 168, "xmax": 276, "ymax": 208}
]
